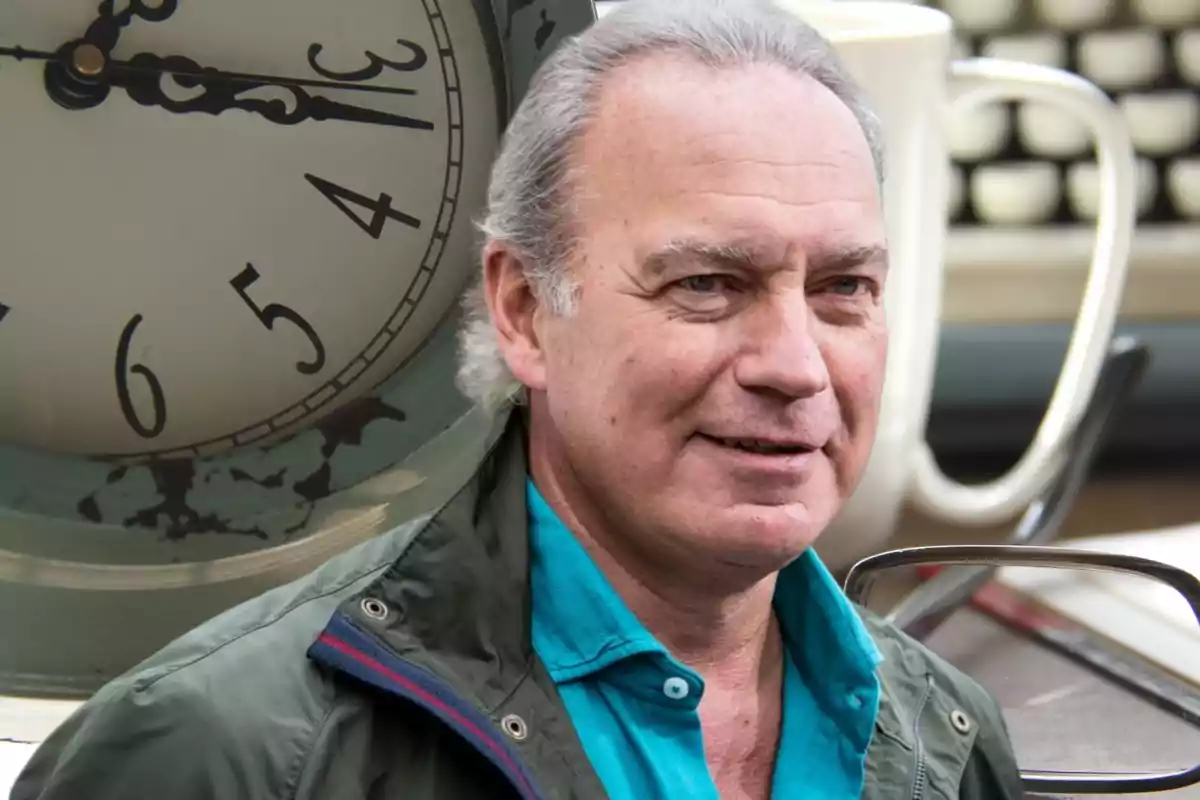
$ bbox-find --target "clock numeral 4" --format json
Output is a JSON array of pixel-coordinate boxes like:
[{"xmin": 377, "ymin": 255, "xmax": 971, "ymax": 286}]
[
  {"xmin": 115, "ymin": 314, "xmax": 167, "ymax": 439},
  {"xmin": 231, "ymin": 264, "xmax": 327, "ymax": 375},
  {"xmin": 305, "ymin": 173, "xmax": 420, "ymax": 240}
]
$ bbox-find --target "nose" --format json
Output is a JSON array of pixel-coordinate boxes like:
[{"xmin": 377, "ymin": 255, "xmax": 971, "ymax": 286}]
[{"xmin": 732, "ymin": 294, "xmax": 830, "ymax": 400}]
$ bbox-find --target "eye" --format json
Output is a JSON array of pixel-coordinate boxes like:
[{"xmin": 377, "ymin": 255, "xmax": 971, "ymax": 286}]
[
  {"xmin": 675, "ymin": 274, "xmax": 731, "ymax": 294},
  {"xmin": 826, "ymin": 276, "xmax": 869, "ymax": 297}
]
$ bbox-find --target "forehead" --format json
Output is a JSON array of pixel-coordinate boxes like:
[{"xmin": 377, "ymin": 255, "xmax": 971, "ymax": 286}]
[{"xmin": 571, "ymin": 53, "xmax": 884, "ymax": 260}]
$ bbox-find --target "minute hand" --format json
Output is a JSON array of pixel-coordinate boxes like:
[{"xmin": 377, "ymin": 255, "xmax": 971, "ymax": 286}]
[{"xmin": 108, "ymin": 52, "xmax": 435, "ymax": 130}]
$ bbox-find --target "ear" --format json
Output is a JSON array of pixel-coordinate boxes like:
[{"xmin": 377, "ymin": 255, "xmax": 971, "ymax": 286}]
[{"xmin": 482, "ymin": 240, "xmax": 548, "ymax": 392}]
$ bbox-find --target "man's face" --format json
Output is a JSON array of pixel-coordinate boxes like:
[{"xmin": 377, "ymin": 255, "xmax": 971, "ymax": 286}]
[{"xmin": 511, "ymin": 54, "xmax": 887, "ymax": 573}]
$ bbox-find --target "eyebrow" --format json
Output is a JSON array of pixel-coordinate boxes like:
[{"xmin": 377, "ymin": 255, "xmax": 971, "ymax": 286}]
[
  {"xmin": 643, "ymin": 240, "xmax": 770, "ymax": 276},
  {"xmin": 643, "ymin": 238, "xmax": 888, "ymax": 276},
  {"xmin": 811, "ymin": 243, "xmax": 889, "ymax": 273}
]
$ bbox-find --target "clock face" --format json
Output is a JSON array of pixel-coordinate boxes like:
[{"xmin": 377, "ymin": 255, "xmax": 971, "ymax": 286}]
[
  {"xmin": 0, "ymin": 0, "xmax": 596, "ymax": 698},
  {"xmin": 0, "ymin": 0, "xmax": 502, "ymax": 459}
]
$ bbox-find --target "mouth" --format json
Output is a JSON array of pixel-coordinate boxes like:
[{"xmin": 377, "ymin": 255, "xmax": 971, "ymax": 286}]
[{"xmin": 698, "ymin": 434, "xmax": 818, "ymax": 456}]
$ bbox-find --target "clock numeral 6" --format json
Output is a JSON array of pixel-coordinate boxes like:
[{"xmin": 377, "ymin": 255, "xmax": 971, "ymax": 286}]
[
  {"xmin": 306, "ymin": 39, "xmax": 428, "ymax": 83},
  {"xmin": 115, "ymin": 314, "xmax": 168, "ymax": 439},
  {"xmin": 231, "ymin": 264, "xmax": 327, "ymax": 375},
  {"xmin": 305, "ymin": 173, "xmax": 420, "ymax": 239}
]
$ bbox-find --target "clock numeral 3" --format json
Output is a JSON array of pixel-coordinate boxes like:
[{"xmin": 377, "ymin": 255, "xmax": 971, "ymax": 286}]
[
  {"xmin": 306, "ymin": 39, "xmax": 428, "ymax": 83},
  {"xmin": 231, "ymin": 264, "xmax": 327, "ymax": 375},
  {"xmin": 0, "ymin": 302, "xmax": 9, "ymax": 324},
  {"xmin": 305, "ymin": 173, "xmax": 421, "ymax": 239},
  {"xmin": 114, "ymin": 0, "xmax": 180, "ymax": 24},
  {"xmin": 115, "ymin": 314, "xmax": 168, "ymax": 439}
]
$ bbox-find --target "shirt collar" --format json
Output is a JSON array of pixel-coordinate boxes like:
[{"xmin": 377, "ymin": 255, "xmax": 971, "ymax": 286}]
[
  {"xmin": 528, "ymin": 479, "xmax": 668, "ymax": 682},
  {"xmin": 527, "ymin": 478, "xmax": 883, "ymax": 690},
  {"xmin": 774, "ymin": 535, "xmax": 884, "ymax": 696}
]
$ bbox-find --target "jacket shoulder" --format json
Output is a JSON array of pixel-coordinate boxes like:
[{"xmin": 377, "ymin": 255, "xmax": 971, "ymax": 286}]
[
  {"xmin": 860, "ymin": 607, "xmax": 1003, "ymax": 725},
  {"xmin": 12, "ymin": 517, "xmax": 427, "ymax": 800},
  {"xmin": 859, "ymin": 607, "xmax": 1025, "ymax": 799}
]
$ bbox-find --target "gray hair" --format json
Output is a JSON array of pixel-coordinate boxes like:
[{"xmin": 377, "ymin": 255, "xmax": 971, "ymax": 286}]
[{"xmin": 456, "ymin": 0, "xmax": 885, "ymax": 411}]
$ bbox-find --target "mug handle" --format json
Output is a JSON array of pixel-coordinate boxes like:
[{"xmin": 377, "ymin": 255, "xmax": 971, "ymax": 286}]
[{"xmin": 909, "ymin": 57, "xmax": 1138, "ymax": 526}]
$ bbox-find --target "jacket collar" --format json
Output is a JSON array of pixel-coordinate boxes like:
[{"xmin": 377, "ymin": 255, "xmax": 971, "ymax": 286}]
[
  {"xmin": 357, "ymin": 407, "xmax": 537, "ymax": 709},
  {"xmin": 308, "ymin": 409, "xmax": 604, "ymax": 800}
]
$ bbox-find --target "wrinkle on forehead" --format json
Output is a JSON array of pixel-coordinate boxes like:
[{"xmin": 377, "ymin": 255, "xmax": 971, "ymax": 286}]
[
  {"xmin": 580, "ymin": 56, "xmax": 874, "ymax": 168},
  {"xmin": 571, "ymin": 52, "xmax": 884, "ymax": 275},
  {"xmin": 673, "ymin": 189, "xmax": 873, "ymax": 209}
]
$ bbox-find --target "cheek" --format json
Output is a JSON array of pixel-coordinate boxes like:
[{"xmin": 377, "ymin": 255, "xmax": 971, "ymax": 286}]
[
  {"xmin": 827, "ymin": 328, "xmax": 888, "ymax": 421},
  {"xmin": 623, "ymin": 323, "xmax": 735, "ymax": 413},
  {"xmin": 542, "ymin": 308, "xmax": 648, "ymax": 420},
  {"xmin": 861, "ymin": 331, "xmax": 889, "ymax": 401}
]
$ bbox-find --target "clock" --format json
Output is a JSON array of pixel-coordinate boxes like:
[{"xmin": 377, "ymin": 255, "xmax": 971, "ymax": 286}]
[
  {"xmin": 1, "ymin": 0, "xmax": 507, "ymax": 459},
  {"xmin": 0, "ymin": 0, "xmax": 596, "ymax": 695}
]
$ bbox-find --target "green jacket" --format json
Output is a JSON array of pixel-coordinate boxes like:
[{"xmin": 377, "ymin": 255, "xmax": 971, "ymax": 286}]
[{"xmin": 12, "ymin": 415, "xmax": 1024, "ymax": 799}]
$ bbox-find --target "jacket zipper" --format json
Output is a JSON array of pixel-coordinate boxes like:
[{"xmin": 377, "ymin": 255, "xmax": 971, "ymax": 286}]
[{"xmin": 909, "ymin": 677, "xmax": 934, "ymax": 800}]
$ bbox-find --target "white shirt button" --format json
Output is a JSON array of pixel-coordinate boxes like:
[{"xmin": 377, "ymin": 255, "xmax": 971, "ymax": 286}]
[{"xmin": 662, "ymin": 676, "xmax": 690, "ymax": 700}]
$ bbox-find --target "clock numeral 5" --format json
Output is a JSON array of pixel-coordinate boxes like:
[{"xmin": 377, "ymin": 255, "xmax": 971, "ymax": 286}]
[
  {"xmin": 231, "ymin": 264, "xmax": 327, "ymax": 375},
  {"xmin": 305, "ymin": 173, "xmax": 420, "ymax": 239},
  {"xmin": 115, "ymin": 314, "xmax": 168, "ymax": 439},
  {"xmin": 306, "ymin": 39, "xmax": 428, "ymax": 83}
]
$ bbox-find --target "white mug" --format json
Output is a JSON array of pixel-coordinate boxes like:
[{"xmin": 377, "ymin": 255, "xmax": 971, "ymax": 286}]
[{"xmin": 770, "ymin": 1, "xmax": 1138, "ymax": 569}]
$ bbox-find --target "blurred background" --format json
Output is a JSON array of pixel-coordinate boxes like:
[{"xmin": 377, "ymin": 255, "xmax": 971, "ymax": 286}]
[{"xmin": 849, "ymin": 0, "xmax": 1200, "ymax": 546}]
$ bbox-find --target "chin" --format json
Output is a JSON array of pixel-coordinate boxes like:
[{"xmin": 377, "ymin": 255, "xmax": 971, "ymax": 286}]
[{"xmin": 684, "ymin": 500, "xmax": 830, "ymax": 568}]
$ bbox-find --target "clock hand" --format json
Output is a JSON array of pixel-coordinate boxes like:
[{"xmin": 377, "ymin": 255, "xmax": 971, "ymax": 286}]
[
  {"xmin": 109, "ymin": 51, "xmax": 420, "ymax": 97},
  {"xmin": 109, "ymin": 51, "xmax": 434, "ymax": 130},
  {"xmin": 5, "ymin": 43, "xmax": 435, "ymax": 130},
  {"xmin": 2, "ymin": 44, "xmax": 420, "ymax": 96},
  {"xmin": 0, "ymin": 45, "xmax": 57, "ymax": 63},
  {"xmin": 80, "ymin": 0, "xmax": 179, "ymax": 56}
]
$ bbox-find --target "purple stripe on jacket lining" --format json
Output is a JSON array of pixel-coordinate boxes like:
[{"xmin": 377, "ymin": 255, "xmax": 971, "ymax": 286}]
[{"xmin": 309, "ymin": 615, "xmax": 541, "ymax": 800}]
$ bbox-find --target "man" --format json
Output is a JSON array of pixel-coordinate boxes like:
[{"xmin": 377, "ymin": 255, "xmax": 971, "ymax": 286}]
[{"xmin": 13, "ymin": 1, "xmax": 1023, "ymax": 798}]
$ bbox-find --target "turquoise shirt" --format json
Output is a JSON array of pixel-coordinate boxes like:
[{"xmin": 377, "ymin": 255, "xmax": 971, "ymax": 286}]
[{"xmin": 528, "ymin": 481, "xmax": 883, "ymax": 799}]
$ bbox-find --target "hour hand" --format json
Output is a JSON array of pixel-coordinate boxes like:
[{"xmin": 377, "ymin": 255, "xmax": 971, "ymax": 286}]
[
  {"xmin": 108, "ymin": 52, "xmax": 435, "ymax": 130},
  {"xmin": 41, "ymin": 46, "xmax": 434, "ymax": 130}
]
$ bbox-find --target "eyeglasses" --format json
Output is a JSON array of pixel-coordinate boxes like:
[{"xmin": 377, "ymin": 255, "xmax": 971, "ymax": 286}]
[{"xmin": 846, "ymin": 543, "xmax": 1200, "ymax": 796}]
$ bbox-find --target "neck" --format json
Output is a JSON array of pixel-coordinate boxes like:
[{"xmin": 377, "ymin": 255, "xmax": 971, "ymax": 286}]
[{"xmin": 526, "ymin": 413, "xmax": 781, "ymax": 687}]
